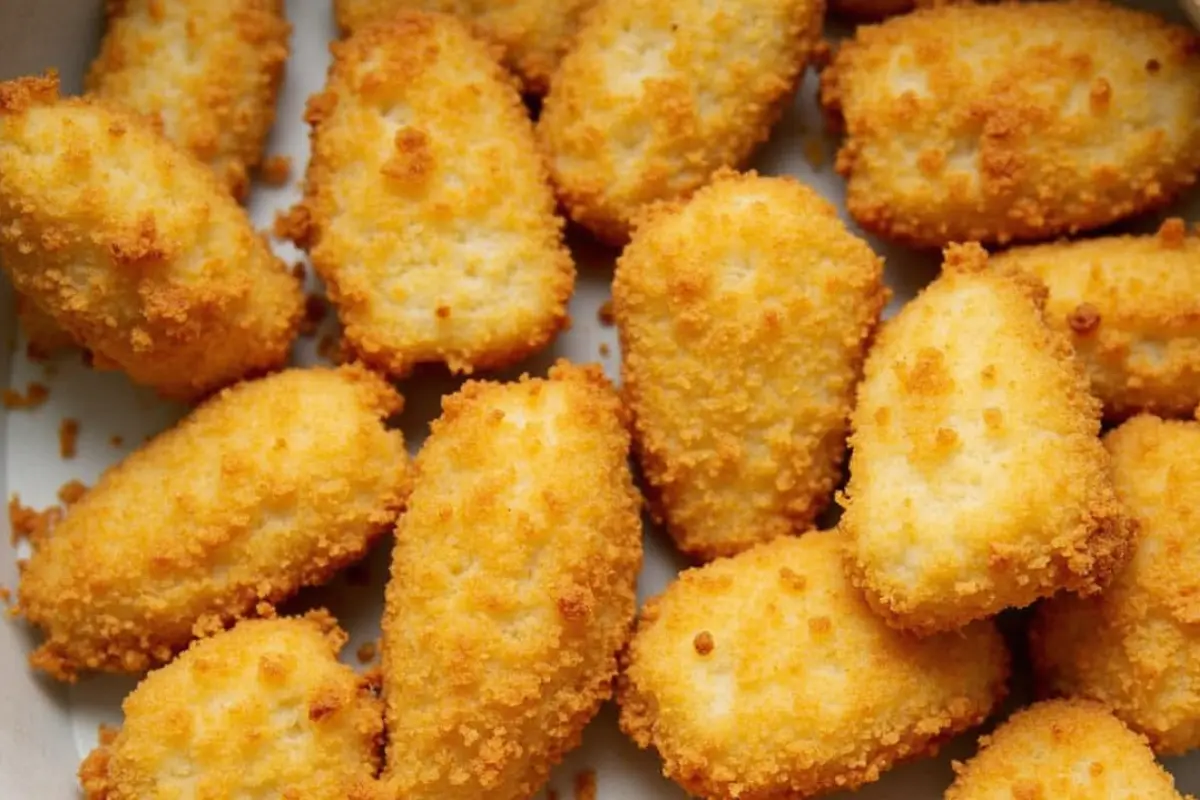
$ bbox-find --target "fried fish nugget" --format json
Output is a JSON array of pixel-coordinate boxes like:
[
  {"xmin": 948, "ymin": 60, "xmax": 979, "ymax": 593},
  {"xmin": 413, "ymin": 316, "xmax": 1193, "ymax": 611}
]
[
  {"xmin": 821, "ymin": 1, "xmax": 1200, "ymax": 249},
  {"xmin": 945, "ymin": 700, "xmax": 1189, "ymax": 800},
  {"xmin": 0, "ymin": 74, "xmax": 301, "ymax": 401},
  {"xmin": 287, "ymin": 12, "xmax": 573, "ymax": 377},
  {"xmin": 613, "ymin": 172, "xmax": 887, "ymax": 560},
  {"xmin": 380, "ymin": 362, "xmax": 642, "ymax": 799},
  {"xmin": 537, "ymin": 0, "xmax": 824, "ymax": 244},
  {"xmin": 78, "ymin": 613, "xmax": 383, "ymax": 800},
  {"xmin": 841, "ymin": 244, "xmax": 1132, "ymax": 634},
  {"xmin": 17, "ymin": 365, "xmax": 408, "ymax": 681},
  {"xmin": 618, "ymin": 531, "xmax": 1009, "ymax": 800},
  {"xmin": 87, "ymin": 0, "xmax": 290, "ymax": 200},
  {"xmin": 991, "ymin": 219, "xmax": 1200, "ymax": 420}
]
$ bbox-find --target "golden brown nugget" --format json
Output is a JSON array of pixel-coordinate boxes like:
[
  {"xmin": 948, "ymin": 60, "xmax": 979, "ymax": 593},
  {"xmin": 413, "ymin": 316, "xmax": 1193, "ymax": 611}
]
[
  {"xmin": 17, "ymin": 365, "xmax": 408, "ymax": 681},
  {"xmin": 821, "ymin": 1, "xmax": 1200, "ymax": 249},
  {"xmin": 287, "ymin": 13, "xmax": 573, "ymax": 377},
  {"xmin": 613, "ymin": 172, "xmax": 887, "ymax": 560},
  {"xmin": 618, "ymin": 531, "xmax": 1009, "ymax": 800},
  {"xmin": 0, "ymin": 74, "xmax": 302, "ymax": 401},
  {"xmin": 78, "ymin": 613, "xmax": 383, "ymax": 800},
  {"xmin": 945, "ymin": 700, "xmax": 1189, "ymax": 799},
  {"xmin": 841, "ymin": 244, "xmax": 1132, "ymax": 634},
  {"xmin": 537, "ymin": 0, "xmax": 824, "ymax": 244},
  {"xmin": 87, "ymin": 0, "xmax": 290, "ymax": 200},
  {"xmin": 380, "ymin": 362, "xmax": 642, "ymax": 799},
  {"xmin": 991, "ymin": 219, "xmax": 1200, "ymax": 420}
]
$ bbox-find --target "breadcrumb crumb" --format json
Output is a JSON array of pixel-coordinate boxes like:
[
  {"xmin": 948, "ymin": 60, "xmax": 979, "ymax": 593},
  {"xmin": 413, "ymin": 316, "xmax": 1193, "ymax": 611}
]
[
  {"xmin": 58, "ymin": 418, "xmax": 79, "ymax": 460},
  {"xmin": 2, "ymin": 382, "xmax": 49, "ymax": 410},
  {"xmin": 109, "ymin": 435, "xmax": 124, "ymax": 449},
  {"xmin": 597, "ymin": 300, "xmax": 614, "ymax": 327},
  {"xmin": 56, "ymin": 480, "xmax": 88, "ymax": 507},
  {"xmin": 7, "ymin": 495, "xmax": 62, "ymax": 548},
  {"xmin": 356, "ymin": 640, "xmax": 377, "ymax": 664},
  {"xmin": 598, "ymin": 343, "xmax": 611, "ymax": 357},
  {"xmin": 259, "ymin": 154, "xmax": 292, "ymax": 187}
]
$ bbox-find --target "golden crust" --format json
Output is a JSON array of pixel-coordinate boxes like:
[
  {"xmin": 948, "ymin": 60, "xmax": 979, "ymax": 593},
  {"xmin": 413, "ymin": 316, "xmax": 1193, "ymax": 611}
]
[
  {"xmin": 17, "ymin": 365, "xmax": 409, "ymax": 681},
  {"xmin": 613, "ymin": 171, "xmax": 887, "ymax": 560},
  {"xmin": 291, "ymin": 12, "xmax": 573, "ymax": 377},
  {"xmin": 537, "ymin": 0, "xmax": 824, "ymax": 244},
  {"xmin": 820, "ymin": 1, "xmax": 1200, "ymax": 248},
  {"xmin": 841, "ymin": 243, "xmax": 1133, "ymax": 634},
  {"xmin": 79, "ymin": 613, "xmax": 384, "ymax": 800},
  {"xmin": 617, "ymin": 531, "xmax": 1009, "ymax": 800},
  {"xmin": 380, "ymin": 361, "xmax": 643, "ymax": 799}
]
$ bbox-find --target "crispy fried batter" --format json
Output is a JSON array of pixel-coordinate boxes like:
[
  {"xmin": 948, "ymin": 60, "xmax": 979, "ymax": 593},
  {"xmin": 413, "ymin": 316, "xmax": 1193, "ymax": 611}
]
[
  {"xmin": 17, "ymin": 365, "xmax": 409, "ymax": 681},
  {"xmin": 380, "ymin": 361, "xmax": 642, "ymax": 799},
  {"xmin": 613, "ymin": 171, "xmax": 887, "ymax": 560},
  {"xmin": 820, "ymin": 1, "xmax": 1200, "ymax": 248}
]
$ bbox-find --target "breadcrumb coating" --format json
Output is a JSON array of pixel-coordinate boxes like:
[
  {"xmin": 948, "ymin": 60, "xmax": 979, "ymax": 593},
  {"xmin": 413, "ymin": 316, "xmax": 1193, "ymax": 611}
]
[
  {"xmin": 617, "ymin": 531, "xmax": 1009, "ymax": 800},
  {"xmin": 613, "ymin": 171, "xmax": 887, "ymax": 560},
  {"xmin": 945, "ymin": 700, "xmax": 1189, "ymax": 799},
  {"xmin": 287, "ymin": 12, "xmax": 573, "ymax": 377},
  {"xmin": 79, "ymin": 613, "xmax": 384, "ymax": 800},
  {"xmin": 537, "ymin": 0, "xmax": 824, "ymax": 244},
  {"xmin": 841, "ymin": 243, "xmax": 1133, "ymax": 634},
  {"xmin": 380, "ymin": 361, "xmax": 642, "ymax": 799},
  {"xmin": 820, "ymin": 1, "xmax": 1200, "ymax": 248},
  {"xmin": 17, "ymin": 365, "xmax": 409, "ymax": 681}
]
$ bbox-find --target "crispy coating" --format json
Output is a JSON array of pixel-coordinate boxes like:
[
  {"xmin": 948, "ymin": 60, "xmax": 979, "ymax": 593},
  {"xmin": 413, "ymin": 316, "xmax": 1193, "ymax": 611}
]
[
  {"xmin": 17, "ymin": 365, "xmax": 409, "ymax": 681},
  {"xmin": 841, "ymin": 244, "xmax": 1133, "ymax": 634},
  {"xmin": 15, "ymin": 294, "xmax": 76, "ymax": 358},
  {"xmin": 380, "ymin": 362, "xmax": 642, "ymax": 799},
  {"xmin": 618, "ymin": 531, "xmax": 1009, "ymax": 800},
  {"xmin": 537, "ymin": 0, "xmax": 824, "ymax": 244},
  {"xmin": 613, "ymin": 172, "xmax": 887, "ymax": 560},
  {"xmin": 1031, "ymin": 415, "xmax": 1200, "ymax": 755},
  {"xmin": 945, "ymin": 700, "xmax": 1189, "ymax": 799},
  {"xmin": 820, "ymin": 1, "xmax": 1200, "ymax": 248},
  {"xmin": 87, "ymin": 0, "xmax": 290, "ymax": 200},
  {"xmin": 287, "ymin": 12, "xmax": 573, "ymax": 377},
  {"xmin": 78, "ymin": 613, "xmax": 384, "ymax": 800},
  {"xmin": 0, "ymin": 74, "xmax": 302, "ymax": 401},
  {"xmin": 991, "ymin": 219, "xmax": 1200, "ymax": 420}
]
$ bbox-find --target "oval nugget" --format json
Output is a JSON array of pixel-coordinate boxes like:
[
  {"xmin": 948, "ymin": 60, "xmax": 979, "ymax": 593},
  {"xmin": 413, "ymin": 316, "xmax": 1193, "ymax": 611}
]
[
  {"xmin": 380, "ymin": 362, "xmax": 642, "ymax": 799},
  {"xmin": 841, "ymin": 244, "xmax": 1132, "ymax": 634},
  {"xmin": 820, "ymin": 1, "xmax": 1200, "ymax": 248},
  {"xmin": 617, "ymin": 531, "xmax": 1009, "ymax": 800},
  {"xmin": 537, "ymin": 0, "xmax": 824, "ymax": 244},
  {"xmin": 78, "ymin": 613, "xmax": 382, "ymax": 800},
  {"xmin": 17, "ymin": 365, "xmax": 409, "ymax": 681},
  {"xmin": 613, "ymin": 171, "xmax": 887, "ymax": 560},
  {"xmin": 287, "ymin": 12, "xmax": 573, "ymax": 378}
]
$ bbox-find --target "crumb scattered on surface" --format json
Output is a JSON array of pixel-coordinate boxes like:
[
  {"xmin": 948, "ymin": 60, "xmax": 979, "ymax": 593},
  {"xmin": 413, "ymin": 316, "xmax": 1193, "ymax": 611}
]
[
  {"xmin": 574, "ymin": 769, "xmax": 597, "ymax": 800},
  {"xmin": 292, "ymin": 261, "xmax": 307, "ymax": 281},
  {"xmin": 8, "ymin": 495, "xmax": 63, "ymax": 548},
  {"xmin": 109, "ymin": 435, "xmax": 124, "ymax": 448},
  {"xmin": 598, "ymin": 342, "xmax": 611, "ymax": 357},
  {"xmin": 597, "ymin": 300, "xmax": 614, "ymax": 327},
  {"xmin": 300, "ymin": 294, "xmax": 329, "ymax": 337},
  {"xmin": 260, "ymin": 154, "xmax": 292, "ymax": 187},
  {"xmin": 57, "ymin": 480, "xmax": 88, "ymax": 506},
  {"xmin": 59, "ymin": 418, "xmax": 80, "ymax": 459},
  {"xmin": 803, "ymin": 135, "xmax": 826, "ymax": 169},
  {"xmin": 2, "ymin": 382, "xmax": 49, "ymax": 410},
  {"xmin": 356, "ymin": 640, "xmax": 377, "ymax": 664}
]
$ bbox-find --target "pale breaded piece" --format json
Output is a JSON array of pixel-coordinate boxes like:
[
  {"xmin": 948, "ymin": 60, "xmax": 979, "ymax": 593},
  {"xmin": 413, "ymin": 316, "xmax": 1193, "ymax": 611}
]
[
  {"xmin": 0, "ymin": 75, "xmax": 301, "ymax": 401},
  {"xmin": 613, "ymin": 172, "xmax": 887, "ymax": 560},
  {"xmin": 380, "ymin": 362, "xmax": 642, "ymax": 799},
  {"xmin": 618, "ymin": 531, "xmax": 1009, "ymax": 800},
  {"xmin": 821, "ymin": 1, "xmax": 1200, "ymax": 248},
  {"xmin": 841, "ymin": 244, "xmax": 1132, "ymax": 634},
  {"xmin": 15, "ymin": 294, "xmax": 76, "ymax": 359},
  {"xmin": 1031, "ymin": 415, "xmax": 1200, "ymax": 755},
  {"xmin": 945, "ymin": 700, "xmax": 1189, "ymax": 799},
  {"xmin": 286, "ymin": 13, "xmax": 573, "ymax": 377},
  {"xmin": 17, "ymin": 365, "xmax": 408, "ymax": 681},
  {"xmin": 87, "ymin": 0, "xmax": 290, "ymax": 200},
  {"xmin": 991, "ymin": 219, "xmax": 1200, "ymax": 420},
  {"xmin": 78, "ymin": 613, "xmax": 383, "ymax": 800},
  {"xmin": 537, "ymin": 0, "xmax": 824, "ymax": 244}
]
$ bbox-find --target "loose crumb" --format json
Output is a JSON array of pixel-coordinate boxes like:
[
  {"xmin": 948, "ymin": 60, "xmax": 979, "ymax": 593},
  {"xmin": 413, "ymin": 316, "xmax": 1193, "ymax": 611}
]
[
  {"xmin": 693, "ymin": 630, "xmax": 715, "ymax": 655},
  {"xmin": 356, "ymin": 640, "xmax": 378, "ymax": 664},
  {"xmin": 803, "ymin": 135, "xmax": 826, "ymax": 169},
  {"xmin": 598, "ymin": 343, "xmax": 611, "ymax": 357},
  {"xmin": 8, "ymin": 495, "xmax": 62, "ymax": 548},
  {"xmin": 300, "ymin": 293, "xmax": 329, "ymax": 337},
  {"xmin": 260, "ymin": 154, "xmax": 293, "ymax": 187},
  {"xmin": 0, "ymin": 586, "xmax": 10, "ymax": 606},
  {"xmin": 317, "ymin": 333, "xmax": 342, "ymax": 364},
  {"xmin": 292, "ymin": 261, "xmax": 307, "ymax": 281},
  {"xmin": 59, "ymin": 418, "xmax": 80, "ymax": 459},
  {"xmin": 597, "ymin": 300, "xmax": 615, "ymax": 327},
  {"xmin": 574, "ymin": 769, "xmax": 597, "ymax": 800},
  {"xmin": 109, "ymin": 435, "xmax": 124, "ymax": 448},
  {"xmin": 2, "ymin": 382, "xmax": 49, "ymax": 410},
  {"xmin": 97, "ymin": 724, "xmax": 119, "ymax": 747},
  {"xmin": 57, "ymin": 480, "xmax": 88, "ymax": 506}
]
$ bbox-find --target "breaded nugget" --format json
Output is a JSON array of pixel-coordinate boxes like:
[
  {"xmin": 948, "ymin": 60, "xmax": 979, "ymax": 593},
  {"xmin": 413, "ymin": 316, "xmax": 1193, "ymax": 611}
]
[
  {"xmin": 1031, "ymin": 415, "xmax": 1200, "ymax": 755},
  {"xmin": 618, "ymin": 531, "xmax": 1009, "ymax": 800},
  {"xmin": 15, "ymin": 294, "xmax": 75, "ymax": 359},
  {"xmin": 537, "ymin": 0, "xmax": 824, "ymax": 244},
  {"xmin": 945, "ymin": 700, "xmax": 1189, "ymax": 799},
  {"xmin": 78, "ymin": 612, "xmax": 383, "ymax": 800},
  {"xmin": 821, "ymin": 1, "xmax": 1200, "ymax": 248},
  {"xmin": 613, "ymin": 171, "xmax": 887, "ymax": 560},
  {"xmin": 286, "ymin": 12, "xmax": 573, "ymax": 377},
  {"xmin": 841, "ymin": 243, "xmax": 1132, "ymax": 634},
  {"xmin": 380, "ymin": 362, "xmax": 642, "ymax": 799},
  {"xmin": 991, "ymin": 219, "xmax": 1200, "ymax": 420},
  {"xmin": 87, "ymin": 0, "xmax": 290, "ymax": 200},
  {"xmin": 17, "ymin": 365, "xmax": 408, "ymax": 681},
  {"xmin": 0, "ymin": 74, "xmax": 301, "ymax": 401}
]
